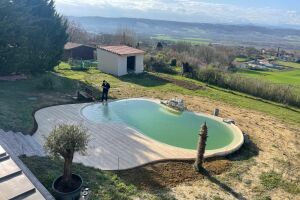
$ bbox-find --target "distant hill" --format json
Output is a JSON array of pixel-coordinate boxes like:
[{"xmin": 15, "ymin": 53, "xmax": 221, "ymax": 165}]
[{"xmin": 68, "ymin": 16, "xmax": 300, "ymax": 50}]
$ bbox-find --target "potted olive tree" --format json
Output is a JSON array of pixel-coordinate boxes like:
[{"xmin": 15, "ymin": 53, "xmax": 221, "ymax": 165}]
[{"xmin": 44, "ymin": 124, "xmax": 89, "ymax": 200}]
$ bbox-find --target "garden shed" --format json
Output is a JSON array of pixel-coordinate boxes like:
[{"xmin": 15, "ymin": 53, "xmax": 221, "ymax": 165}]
[
  {"xmin": 97, "ymin": 45, "xmax": 145, "ymax": 76},
  {"xmin": 64, "ymin": 42, "xmax": 96, "ymax": 60}
]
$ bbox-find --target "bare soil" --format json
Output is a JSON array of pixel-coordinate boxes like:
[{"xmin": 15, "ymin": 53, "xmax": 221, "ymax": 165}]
[{"xmin": 117, "ymin": 159, "xmax": 231, "ymax": 191}]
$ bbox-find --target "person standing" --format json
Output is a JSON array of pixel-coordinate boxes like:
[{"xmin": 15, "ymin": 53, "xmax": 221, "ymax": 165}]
[{"xmin": 101, "ymin": 80, "xmax": 110, "ymax": 102}]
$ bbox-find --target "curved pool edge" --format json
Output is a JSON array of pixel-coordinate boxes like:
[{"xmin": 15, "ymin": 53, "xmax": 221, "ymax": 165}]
[
  {"xmin": 32, "ymin": 98, "xmax": 244, "ymax": 170},
  {"xmin": 80, "ymin": 97, "xmax": 245, "ymax": 158}
]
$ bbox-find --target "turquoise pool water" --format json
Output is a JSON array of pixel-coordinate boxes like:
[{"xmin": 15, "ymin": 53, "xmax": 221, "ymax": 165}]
[{"xmin": 81, "ymin": 99, "xmax": 235, "ymax": 150}]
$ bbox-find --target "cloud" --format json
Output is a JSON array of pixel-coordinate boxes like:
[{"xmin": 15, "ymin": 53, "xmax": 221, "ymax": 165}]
[{"xmin": 54, "ymin": 0, "xmax": 300, "ymax": 26}]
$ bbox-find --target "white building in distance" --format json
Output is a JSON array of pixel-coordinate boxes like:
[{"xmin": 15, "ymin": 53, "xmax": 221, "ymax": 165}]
[{"xmin": 97, "ymin": 45, "xmax": 145, "ymax": 76}]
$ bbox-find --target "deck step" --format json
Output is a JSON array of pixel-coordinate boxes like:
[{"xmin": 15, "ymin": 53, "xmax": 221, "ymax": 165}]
[
  {"xmin": 15, "ymin": 133, "xmax": 36, "ymax": 156},
  {"xmin": 0, "ymin": 154, "xmax": 10, "ymax": 162},
  {"xmin": 0, "ymin": 158, "xmax": 22, "ymax": 181},
  {"xmin": 24, "ymin": 135, "xmax": 45, "ymax": 156},
  {"xmin": 0, "ymin": 174, "xmax": 36, "ymax": 200},
  {"xmin": 0, "ymin": 145, "xmax": 6, "ymax": 157},
  {"xmin": 0, "ymin": 130, "xmax": 45, "ymax": 157},
  {"xmin": 22, "ymin": 190, "xmax": 46, "ymax": 200}
]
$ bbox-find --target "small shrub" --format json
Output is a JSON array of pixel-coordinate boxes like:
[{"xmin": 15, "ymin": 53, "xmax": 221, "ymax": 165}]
[
  {"xmin": 170, "ymin": 58, "xmax": 177, "ymax": 66},
  {"xmin": 144, "ymin": 55, "xmax": 177, "ymax": 74},
  {"xmin": 259, "ymin": 171, "xmax": 282, "ymax": 190}
]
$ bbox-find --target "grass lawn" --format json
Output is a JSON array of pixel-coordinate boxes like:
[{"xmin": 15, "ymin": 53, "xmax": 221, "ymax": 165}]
[
  {"xmin": 20, "ymin": 157, "xmax": 144, "ymax": 200},
  {"xmin": 1, "ymin": 62, "xmax": 300, "ymax": 133},
  {"xmin": 275, "ymin": 61, "xmax": 300, "ymax": 69},
  {"xmin": 0, "ymin": 73, "xmax": 78, "ymax": 133},
  {"xmin": 237, "ymin": 68, "xmax": 300, "ymax": 90},
  {"xmin": 234, "ymin": 57, "xmax": 249, "ymax": 62}
]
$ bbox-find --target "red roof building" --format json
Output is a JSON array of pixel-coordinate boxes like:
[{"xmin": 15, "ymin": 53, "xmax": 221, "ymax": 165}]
[{"xmin": 97, "ymin": 45, "xmax": 145, "ymax": 76}]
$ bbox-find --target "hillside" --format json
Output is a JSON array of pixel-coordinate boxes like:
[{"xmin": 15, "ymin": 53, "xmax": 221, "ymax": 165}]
[{"xmin": 68, "ymin": 16, "xmax": 300, "ymax": 49}]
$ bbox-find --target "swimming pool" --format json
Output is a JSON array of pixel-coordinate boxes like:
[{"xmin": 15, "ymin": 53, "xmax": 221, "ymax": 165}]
[{"xmin": 81, "ymin": 99, "xmax": 242, "ymax": 151}]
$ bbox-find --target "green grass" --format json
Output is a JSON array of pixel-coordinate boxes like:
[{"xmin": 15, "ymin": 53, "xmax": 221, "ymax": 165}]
[
  {"xmin": 20, "ymin": 157, "xmax": 140, "ymax": 200},
  {"xmin": 237, "ymin": 68, "xmax": 300, "ymax": 89},
  {"xmin": 275, "ymin": 61, "xmax": 300, "ymax": 69},
  {"xmin": 151, "ymin": 35, "xmax": 210, "ymax": 45},
  {"xmin": 259, "ymin": 171, "xmax": 300, "ymax": 194},
  {"xmin": 0, "ymin": 73, "xmax": 78, "ymax": 133},
  {"xmin": 259, "ymin": 171, "xmax": 282, "ymax": 190},
  {"xmin": 234, "ymin": 57, "xmax": 249, "ymax": 62}
]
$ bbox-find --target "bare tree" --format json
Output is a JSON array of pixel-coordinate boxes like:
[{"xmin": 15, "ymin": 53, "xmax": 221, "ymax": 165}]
[
  {"xmin": 115, "ymin": 26, "xmax": 137, "ymax": 47},
  {"xmin": 67, "ymin": 21, "xmax": 90, "ymax": 44},
  {"xmin": 198, "ymin": 46, "xmax": 215, "ymax": 65}
]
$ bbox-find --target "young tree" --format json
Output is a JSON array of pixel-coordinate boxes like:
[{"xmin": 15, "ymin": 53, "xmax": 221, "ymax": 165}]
[
  {"xmin": 194, "ymin": 122, "xmax": 208, "ymax": 171},
  {"xmin": 44, "ymin": 124, "xmax": 89, "ymax": 188}
]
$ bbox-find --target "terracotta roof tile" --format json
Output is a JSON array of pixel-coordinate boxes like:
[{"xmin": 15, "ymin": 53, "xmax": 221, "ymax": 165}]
[{"xmin": 98, "ymin": 45, "xmax": 145, "ymax": 56}]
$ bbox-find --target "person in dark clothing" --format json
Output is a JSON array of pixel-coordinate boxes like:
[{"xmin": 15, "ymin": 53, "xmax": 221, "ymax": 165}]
[{"xmin": 101, "ymin": 80, "xmax": 110, "ymax": 102}]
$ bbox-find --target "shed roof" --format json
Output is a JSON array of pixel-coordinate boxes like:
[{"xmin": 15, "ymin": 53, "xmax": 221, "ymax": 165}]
[
  {"xmin": 64, "ymin": 42, "xmax": 95, "ymax": 50},
  {"xmin": 98, "ymin": 45, "xmax": 145, "ymax": 56}
]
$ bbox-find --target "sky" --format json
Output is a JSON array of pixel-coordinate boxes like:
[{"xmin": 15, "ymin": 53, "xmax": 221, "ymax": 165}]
[{"xmin": 54, "ymin": 0, "xmax": 300, "ymax": 27}]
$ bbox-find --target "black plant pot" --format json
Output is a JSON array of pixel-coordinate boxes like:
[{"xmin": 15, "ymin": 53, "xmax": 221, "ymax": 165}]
[{"xmin": 52, "ymin": 174, "xmax": 83, "ymax": 200}]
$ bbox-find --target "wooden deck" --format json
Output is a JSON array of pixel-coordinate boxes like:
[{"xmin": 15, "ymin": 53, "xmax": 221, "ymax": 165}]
[{"xmin": 33, "ymin": 100, "xmax": 243, "ymax": 170}]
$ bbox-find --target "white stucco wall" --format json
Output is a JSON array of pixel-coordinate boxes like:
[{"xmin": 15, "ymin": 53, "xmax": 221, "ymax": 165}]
[
  {"xmin": 135, "ymin": 55, "xmax": 144, "ymax": 73},
  {"xmin": 97, "ymin": 48, "xmax": 144, "ymax": 76},
  {"xmin": 97, "ymin": 49, "xmax": 119, "ymax": 76},
  {"xmin": 118, "ymin": 56, "xmax": 128, "ymax": 76}
]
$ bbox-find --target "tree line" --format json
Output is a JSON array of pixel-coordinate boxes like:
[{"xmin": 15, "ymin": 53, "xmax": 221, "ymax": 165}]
[{"xmin": 0, "ymin": 0, "xmax": 67, "ymax": 75}]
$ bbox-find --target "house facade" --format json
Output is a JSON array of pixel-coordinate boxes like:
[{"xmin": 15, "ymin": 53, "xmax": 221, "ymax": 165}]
[{"xmin": 97, "ymin": 45, "xmax": 145, "ymax": 76}]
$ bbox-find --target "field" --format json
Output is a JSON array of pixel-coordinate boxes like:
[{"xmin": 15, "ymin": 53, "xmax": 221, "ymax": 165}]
[
  {"xmin": 238, "ymin": 68, "xmax": 300, "ymax": 88},
  {"xmin": 234, "ymin": 57, "xmax": 249, "ymax": 62},
  {"xmin": 275, "ymin": 61, "xmax": 300, "ymax": 69},
  {"xmin": 151, "ymin": 34, "xmax": 211, "ymax": 45},
  {"xmin": 1, "ymin": 62, "xmax": 300, "ymax": 199},
  {"xmin": 237, "ymin": 61, "xmax": 300, "ymax": 91}
]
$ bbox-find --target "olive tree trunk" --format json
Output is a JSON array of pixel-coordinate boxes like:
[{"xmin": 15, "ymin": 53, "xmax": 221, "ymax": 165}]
[
  {"xmin": 194, "ymin": 122, "xmax": 208, "ymax": 171},
  {"xmin": 62, "ymin": 155, "xmax": 73, "ymax": 187}
]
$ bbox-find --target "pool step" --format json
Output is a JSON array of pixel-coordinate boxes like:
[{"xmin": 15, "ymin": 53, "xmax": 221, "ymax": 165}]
[{"xmin": 0, "ymin": 130, "xmax": 45, "ymax": 157}]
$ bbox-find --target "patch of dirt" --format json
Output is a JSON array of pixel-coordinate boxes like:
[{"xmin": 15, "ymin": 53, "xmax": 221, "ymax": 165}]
[{"xmin": 117, "ymin": 159, "xmax": 231, "ymax": 190}]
